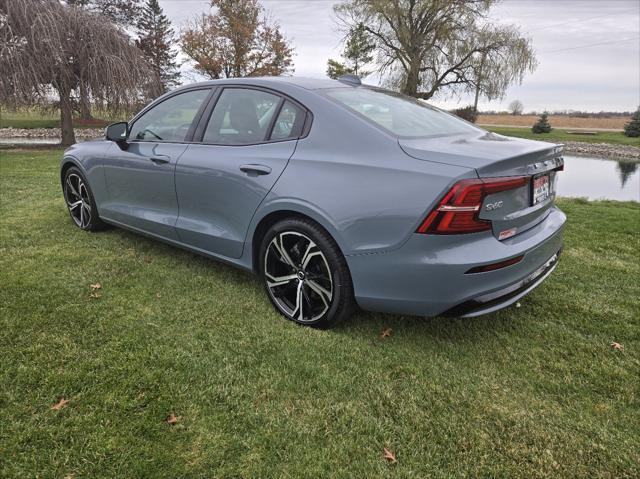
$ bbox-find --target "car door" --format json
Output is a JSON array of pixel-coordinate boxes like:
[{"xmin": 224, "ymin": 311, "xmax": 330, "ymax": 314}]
[
  {"xmin": 100, "ymin": 88, "xmax": 212, "ymax": 239},
  {"xmin": 174, "ymin": 87, "xmax": 308, "ymax": 258}
]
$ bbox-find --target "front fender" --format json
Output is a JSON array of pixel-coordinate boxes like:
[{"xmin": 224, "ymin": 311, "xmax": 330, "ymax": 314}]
[{"xmin": 60, "ymin": 140, "xmax": 112, "ymax": 208}]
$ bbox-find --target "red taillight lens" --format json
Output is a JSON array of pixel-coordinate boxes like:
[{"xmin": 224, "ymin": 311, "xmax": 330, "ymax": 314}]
[{"xmin": 417, "ymin": 176, "xmax": 529, "ymax": 234}]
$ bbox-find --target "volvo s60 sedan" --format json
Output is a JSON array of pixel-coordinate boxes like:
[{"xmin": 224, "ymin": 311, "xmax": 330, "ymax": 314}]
[{"xmin": 60, "ymin": 76, "xmax": 565, "ymax": 328}]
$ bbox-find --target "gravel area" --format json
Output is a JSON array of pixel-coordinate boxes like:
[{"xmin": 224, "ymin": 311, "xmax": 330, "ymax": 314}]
[
  {"xmin": 0, "ymin": 127, "xmax": 103, "ymax": 140},
  {"xmin": 560, "ymin": 141, "xmax": 639, "ymax": 161},
  {"xmin": 1, "ymin": 128, "xmax": 638, "ymax": 161}
]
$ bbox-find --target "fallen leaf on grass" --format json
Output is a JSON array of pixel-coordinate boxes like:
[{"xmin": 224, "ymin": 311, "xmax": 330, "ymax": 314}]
[
  {"xmin": 90, "ymin": 282, "xmax": 102, "ymax": 291},
  {"xmin": 383, "ymin": 447, "xmax": 397, "ymax": 463},
  {"xmin": 89, "ymin": 292, "xmax": 102, "ymax": 299},
  {"xmin": 611, "ymin": 342, "xmax": 624, "ymax": 350},
  {"xmin": 380, "ymin": 328, "xmax": 393, "ymax": 339},
  {"xmin": 51, "ymin": 398, "xmax": 69, "ymax": 410},
  {"xmin": 165, "ymin": 413, "xmax": 179, "ymax": 425},
  {"xmin": 156, "ymin": 293, "xmax": 162, "ymax": 298}
]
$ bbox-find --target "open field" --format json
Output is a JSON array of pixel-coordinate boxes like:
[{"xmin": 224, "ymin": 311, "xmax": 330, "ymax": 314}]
[
  {"xmin": 478, "ymin": 114, "xmax": 630, "ymax": 130},
  {"xmin": 486, "ymin": 126, "xmax": 640, "ymax": 148},
  {"xmin": 1, "ymin": 149, "xmax": 639, "ymax": 478}
]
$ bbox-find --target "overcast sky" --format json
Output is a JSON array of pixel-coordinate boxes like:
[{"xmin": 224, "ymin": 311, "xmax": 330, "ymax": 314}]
[{"xmin": 159, "ymin": 0, "xmax": 640, "ymax": 112}]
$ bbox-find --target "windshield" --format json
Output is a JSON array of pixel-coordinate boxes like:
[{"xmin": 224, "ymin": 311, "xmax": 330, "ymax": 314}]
[{"xmin": 325, "ymin": 87, "xmax": 482, "ymax": 138}]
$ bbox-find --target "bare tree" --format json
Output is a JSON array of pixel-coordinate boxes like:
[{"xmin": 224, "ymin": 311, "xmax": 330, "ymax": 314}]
[
  {"xmin": 509, "ymin": 99, "xmax": 524, "ymax": 115},
  {"xmin": 0, "ymin": 0, "xmax": 157, "ymax": 145},
  {"xmin": 61, "ymin": 0, "xmax": 144, "ymax": 119},
  {"xmin": 180, "ymin": 0, "xmax": 294, "ymax": 79},
  {"xmin": 334, "ymin": 0, "xmax": 537, "ymax": 101},
  {"xmin": 62, "ymin": 0, "xmax": 143, "ymax": 28}
]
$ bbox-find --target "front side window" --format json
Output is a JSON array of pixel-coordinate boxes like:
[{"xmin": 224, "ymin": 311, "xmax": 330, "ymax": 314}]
[
  {"xmin": 203, "ymin": 88, "xmax": 280, "ymax": 145},
  {"xmin": 129, "ymin": 89, "xmax": 210, "ymax": 142},
  {"xmin": 325, "ymin": 87, "xmax": 481, "ymax": 138}
]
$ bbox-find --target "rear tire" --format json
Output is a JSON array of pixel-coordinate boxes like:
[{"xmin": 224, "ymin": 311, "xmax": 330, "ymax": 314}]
[
  {"xmin": 62, "ymin": 166, "xmax": 105, "ymax": 231},
  {"xmin": 259, "ymin": 217, "xmax": 355, "ymax": 328}
]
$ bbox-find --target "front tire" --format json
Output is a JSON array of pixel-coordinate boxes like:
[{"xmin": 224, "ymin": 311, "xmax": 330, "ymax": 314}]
[
  {"xmin": 62, "ymin": 166, "xmax": 105, "ymax": 231},
  {"xmin": 259, "ymin": 218, "xmax": 355, "ymax": 328}
]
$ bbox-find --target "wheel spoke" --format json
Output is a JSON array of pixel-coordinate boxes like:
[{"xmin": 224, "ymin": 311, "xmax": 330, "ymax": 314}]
[
  {"xmin": 265, "ymin": 272, "xmax": 298, "ymax": 288},
  {"xmin": 82, "ymin": 204, "xmax": 91, "ymax": 226},
  {"xmin": 300, "ymin": 240, "xmax": 318, "ymax": 269},
  {"xmin": 278, "ymin": 234, "xmax": 298, "ymax": 267},
  {"xmin": 66, "ymin": 177, "xmax": 79, "ymax": 198},
  {"xmin": 291, "ymin": 280, "xmax": 304, "ymax": 321},
  {"xmin": 79, "ymin": 202, "xmax": 84, "ymax": 226},
  {"xmin": 68, "ymin": 200, "xmax": 82, "ymax": 210},
  {"xmin": 271, "ymin": 235, "xmax": 295, "ymax": 268},
  {"xmin": 306, "ymin": 279, "xmax": 332, "ymax": 307},
  {"xmin": 79, "ymin": 183, "xmax": 90, "ymax": 202}
]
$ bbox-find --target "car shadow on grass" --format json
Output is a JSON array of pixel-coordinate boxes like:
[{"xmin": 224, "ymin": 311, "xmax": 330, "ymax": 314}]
[
  {"xmin": 337, "ymin": 307, "xmax": 522, "ymax": 343},
  {"xmin": 104, "ymin": 226, "xmax": 523, "ymax": 343}
]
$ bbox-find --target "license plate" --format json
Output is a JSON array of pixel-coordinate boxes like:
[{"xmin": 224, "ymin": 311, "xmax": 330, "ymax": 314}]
[{"xmin": 532, "ymin": 173, "xmax": 550, "ymax": 205}]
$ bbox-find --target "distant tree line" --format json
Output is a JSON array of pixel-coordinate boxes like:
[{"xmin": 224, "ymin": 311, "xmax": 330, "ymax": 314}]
[
  {"xmin": 481, "ymin": 110, "xmax": 638, "ymax": 117},
  {"xmin": 7, "ymin": 0, "xmax": 630, "ymax": 146}
]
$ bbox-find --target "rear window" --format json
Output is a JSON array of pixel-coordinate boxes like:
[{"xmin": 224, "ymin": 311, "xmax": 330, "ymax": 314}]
[{"xmin": 325, "ymin": 87, "xmax": 481, "ymax": 138}]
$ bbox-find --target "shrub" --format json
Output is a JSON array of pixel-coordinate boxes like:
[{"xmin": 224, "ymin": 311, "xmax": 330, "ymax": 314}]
[
  {"xmin": 623, "ymin": 108, "xmax": 640, "ymax": 137},
  {"xmin": 452, "ymin": 106, "xmax": 478, "ymax": 123},
  {"xmin": 532, "ymin": 112, "xmax": 552, "ymax": 133}
]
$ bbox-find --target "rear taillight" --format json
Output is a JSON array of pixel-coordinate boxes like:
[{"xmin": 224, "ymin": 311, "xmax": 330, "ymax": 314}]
[{"xmin": 417, "ymin": 176, "xmax": 529, "ymax": 234}]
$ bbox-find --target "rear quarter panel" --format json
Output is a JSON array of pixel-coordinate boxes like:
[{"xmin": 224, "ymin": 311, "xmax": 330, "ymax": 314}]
[{"xmin": 259, "ymin": 95, "xmax": 476, "ymax": 256}]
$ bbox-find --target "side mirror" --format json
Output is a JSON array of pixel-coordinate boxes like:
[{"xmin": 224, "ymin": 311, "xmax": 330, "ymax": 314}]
[{"xmin": 105, "ymin": 122, "xmax": 128, "ymax": 147}]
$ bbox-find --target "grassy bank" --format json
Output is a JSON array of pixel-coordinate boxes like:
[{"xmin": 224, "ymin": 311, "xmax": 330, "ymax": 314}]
[
  {"xmin": 486, "ymin": 126, "xmax": 639, "ymax": 147},
  {"xmin": 1, "ymin": 149, "xmax": 639, "ymax": 478},
  {"xmin": 0, "ymin": 108, "xmax": 124, "ymax": 129},
  {"xmin": 478, "ymin": 114, "xmax": 629, "ymax": 130}
]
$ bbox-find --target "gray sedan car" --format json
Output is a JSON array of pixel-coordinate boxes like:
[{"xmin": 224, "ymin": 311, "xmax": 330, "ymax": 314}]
[{"xmin": 60, "ymin": 76, "xmax": 565, "ymax": 328}]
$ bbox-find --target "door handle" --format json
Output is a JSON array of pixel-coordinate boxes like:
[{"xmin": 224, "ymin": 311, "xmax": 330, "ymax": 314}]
[
  {"xmin": 149, "ymin": 156, "xmax": 170, "ymax": 165},
  {"xmin": 240, "ymin": 164, "xmax": 272, "ymax": 175}
]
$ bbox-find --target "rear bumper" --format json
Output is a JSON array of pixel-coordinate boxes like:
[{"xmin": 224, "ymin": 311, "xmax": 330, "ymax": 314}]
[
  {"xmin": 346, "ymin": 206, "xmax": 566, "ymax": 317},
  {"xmin": 444, "ymin": 249, "xmax": 560, "ymax": 317}
]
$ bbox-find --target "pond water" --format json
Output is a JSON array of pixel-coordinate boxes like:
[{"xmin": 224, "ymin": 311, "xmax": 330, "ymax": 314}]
[
  {"xmin": 558, "ymin": 156, "xmax": 639, "ymax": 202},
  {"xmin": 1, "ymin": 139, "xmax": 638, "ymax": 201}
]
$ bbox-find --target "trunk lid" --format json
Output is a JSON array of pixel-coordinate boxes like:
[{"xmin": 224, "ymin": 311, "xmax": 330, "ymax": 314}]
[{"xmin": 400, "ymin": 132, "xmax": 564, "ymax": 240}]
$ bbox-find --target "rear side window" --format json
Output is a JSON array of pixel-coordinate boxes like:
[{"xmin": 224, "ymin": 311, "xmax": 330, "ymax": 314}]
[
  {"xmin": 270, "ymin": 100, "xmax": 305, "ymax": 140},
  {"xmin": 203, "ymin": 88, "xmax": 280, "ymax": 145},
  {"xmin": 129, "ymin": 89, "xmax": 210, "ymax": 142},
  {"xmin": 326, "ymin": 87, "xmax": 481, "ymax": 138}
]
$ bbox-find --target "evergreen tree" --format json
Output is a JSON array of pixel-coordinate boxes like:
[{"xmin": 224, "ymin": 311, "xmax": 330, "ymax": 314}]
[
  {"xmin": 326, "ymin": 23, "xmax": 375, "ymax": 79},
  {"xmin": 326, "ymin": 59, "xmax": 352, "ymax": 80},
  {"xmin": 623, "ymin": 108, "xmax": 640, "ymax": 138},
  {"xmin": 532, "ymin": 112, "xmax": 552, "ymax": 134},
  {"xmin": 135, "ymin": 0, "xmax": 180, "ymax": 93}
]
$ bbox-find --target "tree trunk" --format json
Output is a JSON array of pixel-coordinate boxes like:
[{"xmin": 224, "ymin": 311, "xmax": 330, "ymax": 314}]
[
  {"xmin": 79, "ymin": 82, "xmax": 93, "ymax": 120},
  {"xmin": 58, "ymin": 86, "xmax": 76, "ymax": 146},
  {"xmin": 473, "ymin": 53, "xmax": 487, "ymax": 114},
  {"xmin": 402, "ymin": 58, "xmax": 421, "ymax": 97}
]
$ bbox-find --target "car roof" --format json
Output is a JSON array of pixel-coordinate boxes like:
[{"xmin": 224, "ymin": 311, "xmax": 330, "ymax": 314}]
[{"xmin": 174, "ymin": 76, "xmax": 352, "ymax": 92}]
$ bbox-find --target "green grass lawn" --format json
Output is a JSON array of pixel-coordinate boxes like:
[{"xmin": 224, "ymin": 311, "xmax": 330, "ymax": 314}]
[
  {"xmin": 486, "ymin": 126, "xmax": 640, "ymax": 147},
  {"xmin": 1, "ymin": 149, "xmax": 639, "ymax": 478}
]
